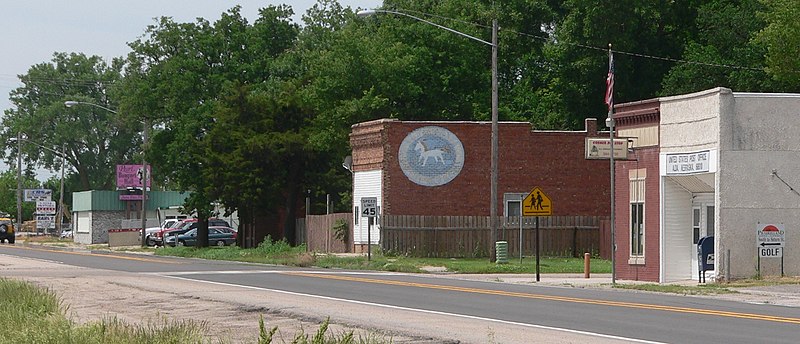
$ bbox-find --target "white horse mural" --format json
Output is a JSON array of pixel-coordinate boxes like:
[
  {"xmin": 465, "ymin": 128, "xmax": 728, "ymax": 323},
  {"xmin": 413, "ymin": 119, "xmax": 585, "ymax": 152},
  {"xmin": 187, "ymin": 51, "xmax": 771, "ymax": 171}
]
[{"xmin": 415, "ymin": 140, "xmax": 446, "ymax": 166}]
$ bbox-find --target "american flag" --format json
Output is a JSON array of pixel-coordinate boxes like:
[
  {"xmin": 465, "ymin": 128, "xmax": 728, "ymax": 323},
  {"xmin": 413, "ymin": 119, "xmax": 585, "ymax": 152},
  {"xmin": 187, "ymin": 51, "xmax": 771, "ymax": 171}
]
[{"xmin": 605, "ymin": 51, "xmax": 614, "ymax": 113}]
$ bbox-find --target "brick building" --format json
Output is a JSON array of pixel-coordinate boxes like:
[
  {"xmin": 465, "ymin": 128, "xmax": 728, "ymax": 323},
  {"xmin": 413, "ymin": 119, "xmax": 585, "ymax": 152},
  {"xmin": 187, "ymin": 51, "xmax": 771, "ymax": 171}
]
[{"xmin": 349, "ymin": 118, "xmax": 612, "ymax": 252}]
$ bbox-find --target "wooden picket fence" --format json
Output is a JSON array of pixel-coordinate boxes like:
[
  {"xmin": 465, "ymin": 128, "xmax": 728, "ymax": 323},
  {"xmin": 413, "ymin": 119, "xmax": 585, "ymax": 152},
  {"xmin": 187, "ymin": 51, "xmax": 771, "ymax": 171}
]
[{"xmin": 380, "ymin": 215, "xmax": 609, "ymax": 258}]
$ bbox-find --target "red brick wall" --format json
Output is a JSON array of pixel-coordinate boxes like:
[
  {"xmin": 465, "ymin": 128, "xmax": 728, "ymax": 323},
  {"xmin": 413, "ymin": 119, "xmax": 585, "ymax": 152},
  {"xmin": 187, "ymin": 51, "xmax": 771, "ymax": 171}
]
[
  {"xmin": 371, "ymin": 120, "xmax": 610, "ymax": 217},
  {"xmin": 615, "ymin": 146, "xmax": 660, "ymax": 281}
]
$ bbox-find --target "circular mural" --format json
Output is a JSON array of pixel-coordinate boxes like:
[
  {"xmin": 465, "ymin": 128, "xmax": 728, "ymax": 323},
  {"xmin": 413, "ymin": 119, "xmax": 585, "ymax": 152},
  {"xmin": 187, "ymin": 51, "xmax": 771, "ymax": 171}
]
[{"xmin": 398, "ymin": 126, "xmax": 465, "ymax": 187}]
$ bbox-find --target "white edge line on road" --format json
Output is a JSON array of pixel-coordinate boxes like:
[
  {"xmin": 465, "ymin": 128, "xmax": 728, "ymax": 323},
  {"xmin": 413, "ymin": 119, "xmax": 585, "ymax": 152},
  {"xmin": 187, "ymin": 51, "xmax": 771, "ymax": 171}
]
[
  {"xmin": 144, "ymin": 270, "xmax": 407, "ymax": 276},
  {"xmin": 0, "ymin": 253, "xmax": 64, "ymax": 265},
  {"xmin": 161, "ymin": 274, "xmax": 665, "ymax": 344}
]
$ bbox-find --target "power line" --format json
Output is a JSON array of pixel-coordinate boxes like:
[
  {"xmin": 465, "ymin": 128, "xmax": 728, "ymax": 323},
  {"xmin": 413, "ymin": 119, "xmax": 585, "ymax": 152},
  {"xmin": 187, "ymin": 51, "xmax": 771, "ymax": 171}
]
[{"xmin": 401, "ymin": 9, "xmax": 773, "ymax": 73}]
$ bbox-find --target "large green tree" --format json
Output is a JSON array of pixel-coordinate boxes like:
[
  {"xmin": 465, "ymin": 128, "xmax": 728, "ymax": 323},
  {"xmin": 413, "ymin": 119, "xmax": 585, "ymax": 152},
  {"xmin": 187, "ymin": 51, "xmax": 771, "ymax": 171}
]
[
  {"xmin": 661, "ymin": 0, "xmax": 771, "ymax": 95},
  {"xmin": 1, "ymin": 52, "xmax": 136, "ymax": 191},
  {"xmin": 753, "ymin": 0, "xmax": 800, "ymax": 90},
  {"xmin": 120, "ymin": 5, "xmax": 306, "ymax": 246}
]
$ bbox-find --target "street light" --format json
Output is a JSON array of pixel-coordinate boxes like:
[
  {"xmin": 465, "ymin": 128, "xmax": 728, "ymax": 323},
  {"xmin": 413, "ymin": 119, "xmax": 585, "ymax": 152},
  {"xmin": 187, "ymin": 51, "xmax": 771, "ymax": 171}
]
[
  {"xmin": 357, "ymin": 9, "xmax": 501, "ymax": 261},
  {"xmin": 65, "ymin": 100, "xmax": 150, "ymax": 248},
  {"xmin": 13, "ymin": 137, "xmax": 67, "ymax": 236}
]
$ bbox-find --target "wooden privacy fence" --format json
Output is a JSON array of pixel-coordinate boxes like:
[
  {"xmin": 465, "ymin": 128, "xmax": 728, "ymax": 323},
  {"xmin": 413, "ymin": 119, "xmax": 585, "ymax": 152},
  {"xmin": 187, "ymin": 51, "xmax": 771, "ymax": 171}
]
[
  {"xmin": 295, "ymin": 213, "xmax": 351, "ymax": 253},
  {"xmin": 381, "ymin": 215, "xmax": 609, "ymax": 258}
]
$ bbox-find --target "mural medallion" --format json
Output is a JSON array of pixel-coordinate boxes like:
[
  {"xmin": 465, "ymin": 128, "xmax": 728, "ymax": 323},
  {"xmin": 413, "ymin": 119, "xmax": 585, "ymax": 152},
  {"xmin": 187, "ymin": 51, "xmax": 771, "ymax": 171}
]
[{"xmin": 398, "ymin": 126, "xmax": 465, "ymax": 187}]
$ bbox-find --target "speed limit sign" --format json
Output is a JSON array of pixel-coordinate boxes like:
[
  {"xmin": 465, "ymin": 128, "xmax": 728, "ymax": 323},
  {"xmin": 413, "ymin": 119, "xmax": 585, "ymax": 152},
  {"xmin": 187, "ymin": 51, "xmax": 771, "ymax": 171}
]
[{"xmin": 361, "ymin": 197, "xmax": 377, "ymax": 218}]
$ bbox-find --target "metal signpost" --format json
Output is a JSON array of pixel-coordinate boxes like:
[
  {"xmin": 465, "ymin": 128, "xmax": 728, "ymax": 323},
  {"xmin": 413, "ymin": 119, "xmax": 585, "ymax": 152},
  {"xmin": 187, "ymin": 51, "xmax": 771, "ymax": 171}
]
[
  {"xmin": 523, "ymin": 187, "xmax": 553, "ymax": 281},
  {"xmin": 757, "ymin": 223, "xmax": 786, "ymax": 276},
  {"xmin": 361, "ymin": 197, "xmax": 378, "ymax": 261}
]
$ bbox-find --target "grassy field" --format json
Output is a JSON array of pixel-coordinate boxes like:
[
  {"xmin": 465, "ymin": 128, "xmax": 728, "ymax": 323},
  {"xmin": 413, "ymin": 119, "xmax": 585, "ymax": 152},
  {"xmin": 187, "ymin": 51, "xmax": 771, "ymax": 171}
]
[
  {"xmin": 0, "ymin": 278, "xmax": 390, "ymax": 344},
  {"xmin": 153, "ymin": 237, "xmax": 612, "ymax": 274}
]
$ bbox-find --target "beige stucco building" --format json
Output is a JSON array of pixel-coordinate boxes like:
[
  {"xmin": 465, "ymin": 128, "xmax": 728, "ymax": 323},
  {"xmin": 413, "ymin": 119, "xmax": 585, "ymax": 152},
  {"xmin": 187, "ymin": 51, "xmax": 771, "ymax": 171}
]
[{"xmin": 615, "ymin": 87, "xmax": 800, "ymax": 282}]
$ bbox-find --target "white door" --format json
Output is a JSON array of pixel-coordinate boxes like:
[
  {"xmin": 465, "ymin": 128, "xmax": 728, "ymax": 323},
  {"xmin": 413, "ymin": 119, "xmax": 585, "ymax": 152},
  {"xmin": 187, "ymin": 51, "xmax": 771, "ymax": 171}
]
[{"xmin": 691, "ymin": 201, "xmax": 715, "ymax": 278}]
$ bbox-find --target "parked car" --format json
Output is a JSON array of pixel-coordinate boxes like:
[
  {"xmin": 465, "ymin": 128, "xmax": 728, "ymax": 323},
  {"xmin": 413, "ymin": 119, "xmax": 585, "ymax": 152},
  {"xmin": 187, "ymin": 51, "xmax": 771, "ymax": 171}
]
[
  {"xmin": 59, "ymin": 228, "xmax": 73, "ymax": 239},
  {"xmin": 0, "ymin": 214, "xmax": 15, "ymax": 244},
  {"xmin": 144, "ymin": 219, "xmax": 185, "ymax": 246},
  {"xmin": 164, "ymin": 226, "xmax": 237, "ymax": 247},
  {"xmin": 153, "ymin": 218, "xmax": 231, "ymax": 246}
]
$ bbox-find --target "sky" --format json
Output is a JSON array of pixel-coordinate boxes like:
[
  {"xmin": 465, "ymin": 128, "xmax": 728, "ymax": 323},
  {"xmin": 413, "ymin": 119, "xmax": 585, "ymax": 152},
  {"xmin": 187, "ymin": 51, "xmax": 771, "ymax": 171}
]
[{"xmin": 0, "ymin": 0, "xmax": 381, "ymax": 179}]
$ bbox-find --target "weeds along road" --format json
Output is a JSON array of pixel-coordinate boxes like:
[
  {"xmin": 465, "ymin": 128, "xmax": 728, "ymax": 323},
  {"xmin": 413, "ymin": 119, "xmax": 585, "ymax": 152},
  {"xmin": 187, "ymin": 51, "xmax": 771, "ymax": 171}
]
[{"xmin": 2, "ymin": 245, "xmax": 800, "ymax": 344}]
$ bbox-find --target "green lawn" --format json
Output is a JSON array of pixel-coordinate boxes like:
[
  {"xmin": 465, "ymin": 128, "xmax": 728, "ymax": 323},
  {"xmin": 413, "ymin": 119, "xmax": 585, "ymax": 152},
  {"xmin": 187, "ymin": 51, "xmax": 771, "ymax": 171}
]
[{"xmin": 153, "ymin": 237, "xmax": 611, "ymax": 274}]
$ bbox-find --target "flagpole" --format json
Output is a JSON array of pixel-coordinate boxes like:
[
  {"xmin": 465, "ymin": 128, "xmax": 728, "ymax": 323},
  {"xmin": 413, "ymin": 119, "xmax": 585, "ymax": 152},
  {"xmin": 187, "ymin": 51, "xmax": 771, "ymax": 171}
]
[{"xmin": 606, "ymin": 43, "xmax": 616, "ymax": 285}]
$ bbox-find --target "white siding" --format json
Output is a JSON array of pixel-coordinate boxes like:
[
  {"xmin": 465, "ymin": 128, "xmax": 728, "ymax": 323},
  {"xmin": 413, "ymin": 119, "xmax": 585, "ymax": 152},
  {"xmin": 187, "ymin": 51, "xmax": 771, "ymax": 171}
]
[
  {"xmin": 353, "ymin": 170, "xmax": 382, "ymax": 244},
  {"xmin": 76, "ymin": 211, "xmax": 91, "ymax": 234},
  {"xmin": 662, "ymin": 178, "xmax": 693, "ymax": 282}
]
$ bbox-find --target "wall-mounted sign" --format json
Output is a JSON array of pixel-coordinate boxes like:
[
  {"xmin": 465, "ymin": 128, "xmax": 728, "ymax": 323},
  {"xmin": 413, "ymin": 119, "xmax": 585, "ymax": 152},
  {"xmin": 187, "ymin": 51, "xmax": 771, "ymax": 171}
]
[
  {"xmin": 116, "ymin": 164, "xmax": 151, "ymax": 190},
  {"xmin": 398, "ymin": 126, "xmax": 465, "ymax": 187},
  {"xmin": 585, "ymin": 138, "xmax": 628, "ymax": 159},
  {"xmin": 24, "ymin": 189, "xmax": 52, "ymax": 202},
  {"xmin": 119, "ymin": 194, "xmax": 148, "ymax": 201},
  {"xmin": 666, "ymin": 150, "xmax": 710, "ymax": 175}
]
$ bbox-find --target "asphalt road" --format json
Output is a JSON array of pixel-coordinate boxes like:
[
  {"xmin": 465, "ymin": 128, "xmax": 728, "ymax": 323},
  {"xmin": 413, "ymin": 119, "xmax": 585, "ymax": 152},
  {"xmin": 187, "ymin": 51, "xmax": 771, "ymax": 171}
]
[{"xmin": 3, "ymin": 245, "xmax": 799, "ymax": 344}]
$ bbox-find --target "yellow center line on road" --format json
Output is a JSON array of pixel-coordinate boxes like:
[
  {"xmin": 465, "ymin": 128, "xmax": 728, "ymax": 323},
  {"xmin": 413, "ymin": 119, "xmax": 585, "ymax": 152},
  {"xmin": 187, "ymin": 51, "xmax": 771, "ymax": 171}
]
[
  {"xmin": 5, "ymin": 245, "xmax": 183, "ymax": 264},
  {"xmin": 285, "ymin": 272, "xmax": 800, "ymax": 325}
]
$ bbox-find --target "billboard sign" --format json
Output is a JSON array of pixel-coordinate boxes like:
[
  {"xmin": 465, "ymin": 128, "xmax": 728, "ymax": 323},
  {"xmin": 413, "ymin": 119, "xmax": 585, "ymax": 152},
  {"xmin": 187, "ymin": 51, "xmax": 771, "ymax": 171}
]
[
  {"xmin": 24, "ymin": 189, "xmax": 52, "ymax": 202},
  {"xmin": 116, "ymin": 164, "xmax": 151, "ymax": 190},
  {"xmin": 36, "ymin": 215, "xmax": 55, "ymax": 229},
  {"xmin": 36, "ymin": 201, "xmax": 57, "ymax": 215}
]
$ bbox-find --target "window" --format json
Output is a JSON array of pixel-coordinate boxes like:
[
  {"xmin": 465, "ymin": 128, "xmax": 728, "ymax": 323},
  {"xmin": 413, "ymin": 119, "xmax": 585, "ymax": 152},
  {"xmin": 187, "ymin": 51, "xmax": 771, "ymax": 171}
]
[
  {"xmin": 503, "ymin": 193, "xmax": 526, "ymax": 218},
  {"xmin": 354, "ymin": 206, "xmax": 359, "ymax": 225},
  {"xmin": 507, "ymin": 200, "xmax": 521, "ymax": 217},
  {"xmin": 630, "ymin": 203, "xmax": 644, "ymax": 256},
  {"xmin": 629, "ymin": 169, "xmax": 646, "ymax": 258}
]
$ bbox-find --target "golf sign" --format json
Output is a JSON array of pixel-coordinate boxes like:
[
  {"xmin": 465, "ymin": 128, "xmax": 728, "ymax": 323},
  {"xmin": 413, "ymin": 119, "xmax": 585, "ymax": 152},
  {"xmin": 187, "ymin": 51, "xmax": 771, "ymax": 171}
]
[{"xmin": 757, "ymin": 223, "xmax": 785, "ymax": 258}]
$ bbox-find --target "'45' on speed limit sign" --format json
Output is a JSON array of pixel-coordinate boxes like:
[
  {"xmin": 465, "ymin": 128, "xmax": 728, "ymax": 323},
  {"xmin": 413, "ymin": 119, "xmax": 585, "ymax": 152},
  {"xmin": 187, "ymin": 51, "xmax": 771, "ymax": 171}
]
[{"xmin": 361, "ymin": 197, "xmax": 378, "ymax": 218}]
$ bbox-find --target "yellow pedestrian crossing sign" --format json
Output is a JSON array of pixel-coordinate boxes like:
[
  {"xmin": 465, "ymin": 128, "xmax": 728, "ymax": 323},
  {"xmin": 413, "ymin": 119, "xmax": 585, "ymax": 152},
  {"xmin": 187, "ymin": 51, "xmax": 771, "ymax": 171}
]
[{"xmin": 523, "ymin": 187, "xmax": 552, "ymax": 216}]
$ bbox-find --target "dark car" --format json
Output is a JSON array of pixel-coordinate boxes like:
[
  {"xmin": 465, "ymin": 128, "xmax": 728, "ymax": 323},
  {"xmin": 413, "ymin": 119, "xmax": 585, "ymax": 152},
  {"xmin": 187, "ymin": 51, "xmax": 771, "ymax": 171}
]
[
  {"xmin": 153, "ymin": 218, "xmax": 231, "ymax": 246},
  {"xmin": 164, "ymin": 226, "xmax": 237, "ymax": 247}
]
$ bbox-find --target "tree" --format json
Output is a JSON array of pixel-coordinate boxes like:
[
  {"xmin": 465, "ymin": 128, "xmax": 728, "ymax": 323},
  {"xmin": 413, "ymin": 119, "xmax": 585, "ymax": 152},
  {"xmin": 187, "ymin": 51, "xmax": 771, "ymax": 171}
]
[
  {"xmin": 119, "ymin": 5, "xmax": 303, "ymax": 246},
  {"xmin": 0, "ymin": 52, "xmax": 136, "ymax": 191},
  {"xmin": 661, "ymin": 0, "xmax": 771, "ymax": 95},
  {"xmin": 539, "ymin": 0, "xmax": 697, "ymax": 128},
  {"xmin": 0, "ymin": 170, "xmax": 38, "ymax": 223},
  {"xmin": 753, "ymin": 0, "xmax": 800, "ymax": 89}
]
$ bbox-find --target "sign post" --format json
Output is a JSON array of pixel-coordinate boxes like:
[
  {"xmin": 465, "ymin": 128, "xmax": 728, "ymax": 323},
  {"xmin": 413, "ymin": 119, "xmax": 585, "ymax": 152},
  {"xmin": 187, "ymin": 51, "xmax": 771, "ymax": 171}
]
[
  {"xmin": 361, "ymin": 197, "xmax": 378, "ymax": 261},
  {"xmin": 523, "ymin": 187, "xmax": 553, "ymax": 281},
  {"xmin": 757, "ymin": 223, "xmax": 786, "ymax": 276}
]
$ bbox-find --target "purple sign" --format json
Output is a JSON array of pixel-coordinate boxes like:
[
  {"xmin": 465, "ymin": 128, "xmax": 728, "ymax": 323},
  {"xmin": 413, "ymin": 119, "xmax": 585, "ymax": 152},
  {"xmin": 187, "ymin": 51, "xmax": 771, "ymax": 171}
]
[
  {"xmin": 119, "ymin": 194, "xmax": 148, "ymax": 201},
  {"xmin": 116, "ymin": 164, "xmax": 151, "ymax": 189}
]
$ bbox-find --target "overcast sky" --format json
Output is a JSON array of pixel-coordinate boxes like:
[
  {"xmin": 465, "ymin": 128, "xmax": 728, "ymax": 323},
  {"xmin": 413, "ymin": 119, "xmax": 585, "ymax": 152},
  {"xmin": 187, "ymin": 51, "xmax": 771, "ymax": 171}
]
[{"xmin": 0, "ymin": 0, "xmax": 381, "ymax": 179}]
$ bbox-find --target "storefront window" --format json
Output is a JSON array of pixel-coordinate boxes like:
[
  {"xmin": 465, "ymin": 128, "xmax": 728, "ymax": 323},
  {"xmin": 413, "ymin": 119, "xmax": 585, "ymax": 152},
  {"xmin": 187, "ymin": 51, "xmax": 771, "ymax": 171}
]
[{"xmin": 629, "ymin": 169, "xmax": 646, "ymax": 257}]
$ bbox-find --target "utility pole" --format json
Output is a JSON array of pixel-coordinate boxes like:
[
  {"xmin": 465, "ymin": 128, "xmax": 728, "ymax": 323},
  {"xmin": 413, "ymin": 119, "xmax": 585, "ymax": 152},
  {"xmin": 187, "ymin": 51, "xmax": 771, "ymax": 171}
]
[
  {"xmin": 16, "ymin": 131, "xmax": 22, "ymax": 231},
  {"xmin": 140, "ymin": 119, "xmax": 148, "ymax": 247}
]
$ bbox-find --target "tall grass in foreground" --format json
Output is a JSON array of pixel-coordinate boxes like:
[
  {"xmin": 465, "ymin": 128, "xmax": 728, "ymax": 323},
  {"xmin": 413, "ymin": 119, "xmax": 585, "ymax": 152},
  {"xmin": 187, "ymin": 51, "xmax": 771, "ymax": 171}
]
[{"xmin": 0, "ymin": 278, "xmax": 391, "ymax": 344}]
